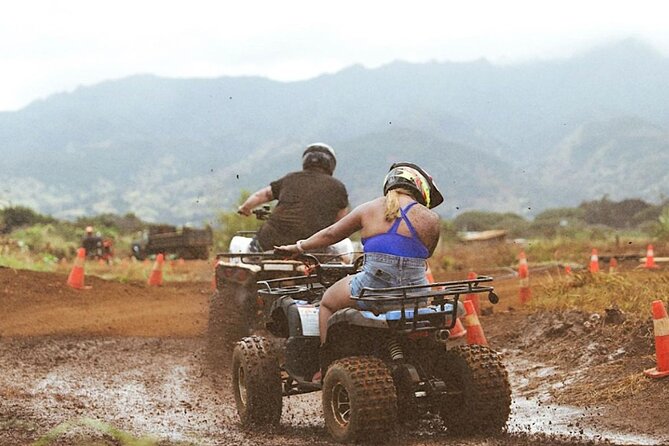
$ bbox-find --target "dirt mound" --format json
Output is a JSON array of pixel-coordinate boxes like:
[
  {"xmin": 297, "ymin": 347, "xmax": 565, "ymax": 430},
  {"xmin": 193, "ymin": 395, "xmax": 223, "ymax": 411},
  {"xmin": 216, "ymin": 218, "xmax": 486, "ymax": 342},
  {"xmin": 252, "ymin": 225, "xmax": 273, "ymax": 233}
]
[{"xmin": 485, "ymin": 309, "xmax": 669, "ymax": 440}]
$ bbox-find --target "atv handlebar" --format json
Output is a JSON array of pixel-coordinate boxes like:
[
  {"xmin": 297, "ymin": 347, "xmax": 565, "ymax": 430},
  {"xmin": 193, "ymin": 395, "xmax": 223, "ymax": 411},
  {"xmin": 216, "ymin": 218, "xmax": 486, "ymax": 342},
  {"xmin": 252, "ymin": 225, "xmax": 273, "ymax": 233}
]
[{"xmin": 252, "ymin": 205, "xmax": 271, "ymax": 220}]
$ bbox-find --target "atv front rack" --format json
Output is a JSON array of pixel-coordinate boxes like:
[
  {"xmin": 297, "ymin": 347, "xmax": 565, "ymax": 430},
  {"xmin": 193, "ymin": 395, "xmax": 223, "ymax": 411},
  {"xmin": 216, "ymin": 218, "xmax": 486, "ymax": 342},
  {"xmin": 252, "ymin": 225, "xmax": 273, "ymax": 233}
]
[
  {"xmin": 256, "ymin": 259, "xmax": 362, "ymax": 298},
  {"xmin": 257, "ymin": 274, "xmax": 327, "ymax": 302},
  {"xmin": 352, "ymin": 276, "xmax": 496, "ymax": 333},
  {"xmin": 217, "ymin": 252, "xmax": 361, "ymax": 268}
]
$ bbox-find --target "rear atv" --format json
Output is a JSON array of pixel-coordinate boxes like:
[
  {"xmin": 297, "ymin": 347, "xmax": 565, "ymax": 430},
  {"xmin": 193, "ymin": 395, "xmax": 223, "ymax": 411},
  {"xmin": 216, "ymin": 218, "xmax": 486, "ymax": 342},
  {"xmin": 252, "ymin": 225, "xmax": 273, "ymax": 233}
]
[{"xmin": 207, "ymin": 253, "xmax": 305, "ymax": 368}]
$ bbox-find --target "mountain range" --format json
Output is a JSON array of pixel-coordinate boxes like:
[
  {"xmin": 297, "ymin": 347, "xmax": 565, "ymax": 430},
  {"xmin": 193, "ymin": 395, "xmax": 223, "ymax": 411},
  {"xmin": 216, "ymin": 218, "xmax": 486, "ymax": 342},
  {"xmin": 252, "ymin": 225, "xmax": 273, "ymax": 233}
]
[{"xmin": 1, "ymin": 38, "xmax": 668, "ymax": 225}]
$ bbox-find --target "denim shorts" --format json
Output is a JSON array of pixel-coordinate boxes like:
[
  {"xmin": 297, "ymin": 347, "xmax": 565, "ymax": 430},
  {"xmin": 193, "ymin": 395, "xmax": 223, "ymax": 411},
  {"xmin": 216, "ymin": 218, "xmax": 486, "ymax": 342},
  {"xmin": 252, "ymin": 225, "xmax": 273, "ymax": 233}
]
[{"xmin": 349, "ymin": 252, "xmax": 428, "ymax": 299}]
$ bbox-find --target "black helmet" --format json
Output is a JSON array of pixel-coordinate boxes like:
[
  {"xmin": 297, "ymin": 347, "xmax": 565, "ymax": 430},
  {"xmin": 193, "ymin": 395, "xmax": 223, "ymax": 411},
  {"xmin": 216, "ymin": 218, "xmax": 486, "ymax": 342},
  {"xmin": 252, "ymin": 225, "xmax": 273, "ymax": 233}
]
[
  {"xmin": 302, "ymin": 143, "xmax": 337, "ymax": 175},
  {"xmin": 383, "ymin": 162, "xmax": 444, "ymax": 209}
]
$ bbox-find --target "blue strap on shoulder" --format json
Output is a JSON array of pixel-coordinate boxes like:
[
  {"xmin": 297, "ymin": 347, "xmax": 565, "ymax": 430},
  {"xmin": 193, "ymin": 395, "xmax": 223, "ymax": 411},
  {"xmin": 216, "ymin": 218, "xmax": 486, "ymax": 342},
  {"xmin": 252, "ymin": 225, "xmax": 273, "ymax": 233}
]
[
  {"xmin": 399, "ymin": 202, "xmax": 420, "ymax": 239},
  {"xmin": 387, "ymin": 201, "xmax": 418, "ymax": 234}
]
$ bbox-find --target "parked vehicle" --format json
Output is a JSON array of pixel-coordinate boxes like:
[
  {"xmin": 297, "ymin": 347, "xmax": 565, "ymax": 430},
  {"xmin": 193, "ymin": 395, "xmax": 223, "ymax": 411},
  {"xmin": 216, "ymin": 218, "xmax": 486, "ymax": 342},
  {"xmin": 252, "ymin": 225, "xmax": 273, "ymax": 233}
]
[{"xmin": 131, "ymin": 225, "xmax": 212, "ymax": 260}]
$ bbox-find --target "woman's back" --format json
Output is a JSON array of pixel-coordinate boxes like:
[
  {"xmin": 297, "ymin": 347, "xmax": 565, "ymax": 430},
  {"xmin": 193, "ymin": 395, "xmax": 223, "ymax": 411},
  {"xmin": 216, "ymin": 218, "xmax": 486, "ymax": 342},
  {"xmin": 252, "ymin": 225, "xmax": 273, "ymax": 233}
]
[{"xmin": 359, "ymin": 195, "xmax": 440, "ymax": 257}]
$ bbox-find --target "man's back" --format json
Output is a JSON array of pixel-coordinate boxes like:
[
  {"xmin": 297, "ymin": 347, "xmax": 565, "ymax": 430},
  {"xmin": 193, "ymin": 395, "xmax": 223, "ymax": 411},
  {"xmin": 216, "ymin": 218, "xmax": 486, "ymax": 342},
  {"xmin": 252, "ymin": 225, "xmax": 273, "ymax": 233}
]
[{"xmin": 256, "ymin": 170, "xmax": 348, "ymax": 248}]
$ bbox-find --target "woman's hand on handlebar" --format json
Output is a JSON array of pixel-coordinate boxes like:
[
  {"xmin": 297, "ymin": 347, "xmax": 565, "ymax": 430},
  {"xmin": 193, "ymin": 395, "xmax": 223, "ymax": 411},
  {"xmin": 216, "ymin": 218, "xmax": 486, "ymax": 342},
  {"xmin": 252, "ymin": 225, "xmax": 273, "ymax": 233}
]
[
  {"xmin": 273, "ymin": 244, "xmax": 300, "ymax": 257},
  {"xmin": 274, "ymin": 239, "xmax": 305, "ymax": 255}
]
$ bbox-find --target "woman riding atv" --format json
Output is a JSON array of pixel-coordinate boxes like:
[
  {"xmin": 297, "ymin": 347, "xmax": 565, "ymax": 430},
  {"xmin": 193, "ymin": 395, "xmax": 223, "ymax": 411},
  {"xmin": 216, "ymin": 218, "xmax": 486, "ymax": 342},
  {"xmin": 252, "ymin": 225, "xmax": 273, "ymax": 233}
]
[{"xmin": 276, "ymin": 162, "xmax": 443, "ymax": 344}]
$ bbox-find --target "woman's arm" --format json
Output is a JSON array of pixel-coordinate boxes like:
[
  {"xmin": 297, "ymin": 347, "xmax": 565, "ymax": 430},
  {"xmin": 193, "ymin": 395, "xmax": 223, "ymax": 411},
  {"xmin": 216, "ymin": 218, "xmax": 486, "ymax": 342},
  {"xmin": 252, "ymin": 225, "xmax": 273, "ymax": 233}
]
[{"xmin": 276, "ymin": 204, "xmax": 366, "ymax": 253}]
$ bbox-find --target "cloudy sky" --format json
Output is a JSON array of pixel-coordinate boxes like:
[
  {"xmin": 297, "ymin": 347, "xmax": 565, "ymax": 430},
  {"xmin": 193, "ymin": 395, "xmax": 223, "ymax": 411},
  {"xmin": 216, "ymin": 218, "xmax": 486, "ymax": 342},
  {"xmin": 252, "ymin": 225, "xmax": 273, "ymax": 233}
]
[{"xmin": 1, "ymin": 0, "xmax": 667, "ymax": 112}]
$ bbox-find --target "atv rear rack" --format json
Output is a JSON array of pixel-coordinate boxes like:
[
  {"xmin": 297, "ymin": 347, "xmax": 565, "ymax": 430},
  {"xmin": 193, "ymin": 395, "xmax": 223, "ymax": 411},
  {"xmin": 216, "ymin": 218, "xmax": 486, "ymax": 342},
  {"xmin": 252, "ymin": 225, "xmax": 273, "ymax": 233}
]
[{"xmin": 352, "ymin": 276, "xmax": 495, "ymax": 333}]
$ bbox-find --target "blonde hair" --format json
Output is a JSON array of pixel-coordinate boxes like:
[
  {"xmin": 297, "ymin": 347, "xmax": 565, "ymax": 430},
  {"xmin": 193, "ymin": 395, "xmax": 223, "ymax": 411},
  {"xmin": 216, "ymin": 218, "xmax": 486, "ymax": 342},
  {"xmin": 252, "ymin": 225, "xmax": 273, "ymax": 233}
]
[{"xmin": 384, "ymin": 189, "xmax": 413, "ymax": 221}]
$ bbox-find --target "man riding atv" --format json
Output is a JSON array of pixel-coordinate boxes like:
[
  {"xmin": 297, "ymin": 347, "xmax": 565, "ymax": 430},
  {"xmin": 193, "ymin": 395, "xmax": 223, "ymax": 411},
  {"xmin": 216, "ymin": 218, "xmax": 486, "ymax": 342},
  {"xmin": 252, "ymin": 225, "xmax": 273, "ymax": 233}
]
[
  {"xmin": 208, "ymin": 143, "xmax": 351, "ymax": 364},
  {"xmin": 237, "ymin": 143, "xmax": 349, "ymax": 251}
]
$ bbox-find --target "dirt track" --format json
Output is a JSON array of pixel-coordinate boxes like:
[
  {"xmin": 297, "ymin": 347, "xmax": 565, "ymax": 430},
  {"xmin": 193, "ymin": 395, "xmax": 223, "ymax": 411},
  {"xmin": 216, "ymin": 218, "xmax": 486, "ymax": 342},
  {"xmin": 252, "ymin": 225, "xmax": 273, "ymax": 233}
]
[{"xmin": 1, "ymin": 265, "xmax": 668, "ymax": 445}]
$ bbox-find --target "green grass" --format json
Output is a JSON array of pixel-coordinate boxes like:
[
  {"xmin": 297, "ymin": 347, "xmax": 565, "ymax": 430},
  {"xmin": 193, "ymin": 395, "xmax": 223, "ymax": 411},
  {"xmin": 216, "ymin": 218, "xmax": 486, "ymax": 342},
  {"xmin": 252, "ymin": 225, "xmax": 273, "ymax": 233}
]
[
  {"xmin": 529, "ymin": 269, "xmax": 669, "ymax": 315},
  {"xmin": 0, "ymin": 251, "xmax": 210, "ymax": 284},
  {"xmin": 0, "ymin": 253, "xmax": 58, "ymax": 272},
  {"xmin": 31, "ymin": 417, "xmax": 175, "ymax": 446}
]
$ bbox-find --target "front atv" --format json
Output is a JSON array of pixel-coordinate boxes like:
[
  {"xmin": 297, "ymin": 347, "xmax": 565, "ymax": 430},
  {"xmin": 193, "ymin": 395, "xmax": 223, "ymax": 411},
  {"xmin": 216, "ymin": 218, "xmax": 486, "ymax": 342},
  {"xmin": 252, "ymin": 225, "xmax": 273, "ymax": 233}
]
[{"xmin": 231, "ymin": 256, "xmax": 511, "ymax": 442}]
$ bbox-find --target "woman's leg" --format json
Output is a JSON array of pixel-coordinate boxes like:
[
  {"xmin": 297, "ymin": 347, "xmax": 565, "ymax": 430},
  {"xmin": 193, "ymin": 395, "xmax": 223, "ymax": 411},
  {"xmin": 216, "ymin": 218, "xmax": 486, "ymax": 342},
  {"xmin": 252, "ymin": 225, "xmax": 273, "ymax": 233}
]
[{"xmin": 319, "ymin": 276, "xmax": 354, "ymax": 344}]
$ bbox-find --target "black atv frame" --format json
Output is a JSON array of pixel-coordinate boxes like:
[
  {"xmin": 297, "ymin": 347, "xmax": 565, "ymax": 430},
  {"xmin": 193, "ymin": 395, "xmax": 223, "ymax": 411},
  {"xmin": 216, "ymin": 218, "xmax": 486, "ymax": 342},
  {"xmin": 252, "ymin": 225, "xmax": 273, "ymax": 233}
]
[{"xmin": 232, "ymin": 254, "xmax": 512, "ymax": 442}]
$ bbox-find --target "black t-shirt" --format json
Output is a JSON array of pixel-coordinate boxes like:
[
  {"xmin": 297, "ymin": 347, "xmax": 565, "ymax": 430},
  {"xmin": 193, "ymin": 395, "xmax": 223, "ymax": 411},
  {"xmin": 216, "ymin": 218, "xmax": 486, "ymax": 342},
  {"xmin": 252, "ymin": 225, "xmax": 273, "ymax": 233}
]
[{"xmin": 256, "ymin": 170, "xmax": 349, "ymax": 249}]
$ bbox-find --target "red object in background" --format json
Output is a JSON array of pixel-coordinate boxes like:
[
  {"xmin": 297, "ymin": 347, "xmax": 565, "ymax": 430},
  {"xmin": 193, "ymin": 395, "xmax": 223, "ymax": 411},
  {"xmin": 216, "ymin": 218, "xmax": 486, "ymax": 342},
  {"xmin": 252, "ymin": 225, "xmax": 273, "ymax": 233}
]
[
  {"xmin": 518, "ymin": 251, "xmax": 531, "ymax": 304},
  {"xmin": 67, "ymin": 248, "xmax": 86, "ymax": 289},
  {"xmin": 463, "ymin": 300, "xmax": 488, "ymax": 345},
  {"xmin": 147, "ymin": 253, "xmax": 165, "ymax": 286},
  {"xmin": 644, "ymin": 300, "xmax": 669, "ymax": 379}
]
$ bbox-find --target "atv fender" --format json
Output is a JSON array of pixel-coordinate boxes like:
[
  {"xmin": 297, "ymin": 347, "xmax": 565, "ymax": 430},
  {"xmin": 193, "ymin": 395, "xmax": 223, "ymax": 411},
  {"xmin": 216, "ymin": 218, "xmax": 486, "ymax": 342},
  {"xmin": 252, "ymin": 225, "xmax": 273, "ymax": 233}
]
[
  {"xmin": 215, "ymin": 262, "xmax": 260, "ymax": 288},
  {"xmin": 269, "ymin": 296, "xmax": 320, "ymax": 338}
]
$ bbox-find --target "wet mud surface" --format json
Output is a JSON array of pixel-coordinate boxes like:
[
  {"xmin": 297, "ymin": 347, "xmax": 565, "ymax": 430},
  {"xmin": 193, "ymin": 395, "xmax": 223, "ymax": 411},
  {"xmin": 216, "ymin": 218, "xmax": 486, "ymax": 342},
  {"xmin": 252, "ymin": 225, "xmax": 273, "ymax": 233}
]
[{"xmin": 1, "ymin": 266, "xmax": 668, "ymax": 445}]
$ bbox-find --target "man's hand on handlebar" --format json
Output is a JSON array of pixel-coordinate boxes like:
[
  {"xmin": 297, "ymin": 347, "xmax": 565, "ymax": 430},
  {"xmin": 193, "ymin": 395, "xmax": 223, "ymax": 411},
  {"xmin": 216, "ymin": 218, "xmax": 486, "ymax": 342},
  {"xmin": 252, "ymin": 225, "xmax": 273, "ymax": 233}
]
[
  {"xmin": 237, "ymin": 205, "xmax": 271, "ymax": 219},
  {"xmin": 237, "ymin": 205, "xmax": 252, "ymax": 216}
]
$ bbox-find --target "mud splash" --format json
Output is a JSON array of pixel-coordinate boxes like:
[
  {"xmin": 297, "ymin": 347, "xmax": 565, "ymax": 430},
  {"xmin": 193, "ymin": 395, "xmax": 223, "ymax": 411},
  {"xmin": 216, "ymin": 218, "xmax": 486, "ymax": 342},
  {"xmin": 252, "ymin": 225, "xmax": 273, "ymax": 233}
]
[{"xmin": 506, "ymin": 351, "xmax": 665, "ymax": 445}]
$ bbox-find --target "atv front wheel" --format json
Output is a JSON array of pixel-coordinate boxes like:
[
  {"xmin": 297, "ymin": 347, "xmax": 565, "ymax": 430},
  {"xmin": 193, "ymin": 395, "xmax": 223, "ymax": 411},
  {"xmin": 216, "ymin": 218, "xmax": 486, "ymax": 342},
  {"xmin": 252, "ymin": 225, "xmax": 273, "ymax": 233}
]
[
  {"xmin": 232, "ymin": 336, "xmax": 282, "ymax": 427},
  {"xmin": 322, "ymin": 356, "xmax": 397, "ymax": 442},
  {"xmin": 439, "ymin": 344, "xmax": 511, "ymax": 435}
]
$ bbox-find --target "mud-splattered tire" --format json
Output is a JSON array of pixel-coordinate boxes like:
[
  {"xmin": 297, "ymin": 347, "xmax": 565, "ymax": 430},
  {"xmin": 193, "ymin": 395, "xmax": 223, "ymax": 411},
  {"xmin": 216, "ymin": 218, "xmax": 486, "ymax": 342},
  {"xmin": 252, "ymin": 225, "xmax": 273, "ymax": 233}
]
[
  {"xmin": 322, "ymin": 356, "xmax": 397, "ymax": 442},
  {"xmin": 439, "ymin": 344, "xmax": 511, "ymax": 435},
  {"xmin": 232, "ymin": 336, "xmax": 282, "ymax": 427}
]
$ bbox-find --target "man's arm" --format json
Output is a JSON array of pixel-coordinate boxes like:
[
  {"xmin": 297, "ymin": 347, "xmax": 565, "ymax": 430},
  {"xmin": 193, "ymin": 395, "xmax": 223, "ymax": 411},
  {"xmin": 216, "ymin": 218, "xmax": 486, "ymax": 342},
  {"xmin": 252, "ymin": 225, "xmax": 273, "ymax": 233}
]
[{"xmin": 238, "ymin": 186, "xmax": 274, "ymax": 216}]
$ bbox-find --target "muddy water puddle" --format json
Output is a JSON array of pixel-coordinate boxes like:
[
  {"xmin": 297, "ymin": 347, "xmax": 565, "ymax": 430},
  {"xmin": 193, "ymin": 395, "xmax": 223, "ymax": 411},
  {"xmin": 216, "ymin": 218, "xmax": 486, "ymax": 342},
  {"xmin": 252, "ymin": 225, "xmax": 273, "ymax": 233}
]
[{"xmin": 505, "ymin": 351, "xmax": 665, "ymax": 445}]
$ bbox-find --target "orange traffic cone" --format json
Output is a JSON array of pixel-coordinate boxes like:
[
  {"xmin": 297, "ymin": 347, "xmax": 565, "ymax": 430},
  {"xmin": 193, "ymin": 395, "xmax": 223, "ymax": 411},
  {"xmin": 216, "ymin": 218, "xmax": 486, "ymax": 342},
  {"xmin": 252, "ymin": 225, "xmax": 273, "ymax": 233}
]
[
  {"xmin": 425, "ymin": 265, "xmax": 466, "ymax": 341},
  {"xmin": 589, "ymin": 248, "xmax": 600, "ymax": 274},
  {"xmin": 609, "ymin": 257, "xmax": 618, "ymax": 273},
  {"xmin": 644, "ymin": 244, "xmax": 658, "ymax": 269},
  {"xmin": 449, "ymin": 315, "xmax": 467, "ymax": 341},
  {"xmin": 464, "ymin": 271, "xmax": 480, "ymax": 315},
  {"xmin": 67, "ymin": 248, "xmax": 86, "ymax": 289},
  {"xmin": 644, "ymin": 300, "xmax": 669, "ymax": 379},
  {"xmin": 147, "ymin": 253, "xmax": 165, "ymax": 286},
  {"xmin": 463, "ymin": 300, "xmax": 488, "ymax": 345},
  {"xmin": 518, "ymin": 251, "xmax": 531, "ymax": 304}
]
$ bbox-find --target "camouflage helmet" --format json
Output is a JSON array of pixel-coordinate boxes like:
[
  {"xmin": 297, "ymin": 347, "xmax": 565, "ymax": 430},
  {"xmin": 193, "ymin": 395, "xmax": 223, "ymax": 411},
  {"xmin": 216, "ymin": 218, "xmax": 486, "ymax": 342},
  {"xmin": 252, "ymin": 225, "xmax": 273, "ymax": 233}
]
[{"xmin": 383, "ymin": 162, "xmax": 444, "ymax": 209}]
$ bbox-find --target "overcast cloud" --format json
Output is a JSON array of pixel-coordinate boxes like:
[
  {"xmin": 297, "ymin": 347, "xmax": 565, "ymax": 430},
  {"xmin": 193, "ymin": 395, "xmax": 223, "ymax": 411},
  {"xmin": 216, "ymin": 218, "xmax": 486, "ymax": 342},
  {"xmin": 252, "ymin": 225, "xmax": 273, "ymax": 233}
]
[{"xmin": 1, "ymin": 0, "xmax": 667, "ymax": 111}]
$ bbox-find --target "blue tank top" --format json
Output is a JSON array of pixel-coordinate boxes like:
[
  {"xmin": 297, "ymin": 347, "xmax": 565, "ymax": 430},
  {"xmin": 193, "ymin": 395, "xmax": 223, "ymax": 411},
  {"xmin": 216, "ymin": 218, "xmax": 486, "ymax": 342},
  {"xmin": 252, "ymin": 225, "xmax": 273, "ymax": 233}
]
[{"xmin": 361, "ymin": 202, "xmax": 430, "ymax": 259}]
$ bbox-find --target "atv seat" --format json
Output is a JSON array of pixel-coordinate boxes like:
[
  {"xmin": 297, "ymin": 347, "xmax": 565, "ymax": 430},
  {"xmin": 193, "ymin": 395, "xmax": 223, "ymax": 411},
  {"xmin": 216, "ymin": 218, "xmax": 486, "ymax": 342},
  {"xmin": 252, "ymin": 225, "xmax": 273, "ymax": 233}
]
[{"xmin": 359, "ymin": 302, "xmax": 461, "ymax": 322}]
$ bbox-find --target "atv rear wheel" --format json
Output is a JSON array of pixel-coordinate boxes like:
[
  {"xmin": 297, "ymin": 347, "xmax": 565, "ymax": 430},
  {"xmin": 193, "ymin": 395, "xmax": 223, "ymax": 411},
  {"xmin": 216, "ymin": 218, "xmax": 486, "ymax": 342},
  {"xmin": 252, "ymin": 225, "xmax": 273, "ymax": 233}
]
[
  {"xmin": 439, "ymin": 344, "xmax": 511, "ymax": 435},
  {"xmin": 322, "ymin": 356, "xmax": 397, "ymax": 442},
  {"xmin": 232, "ymin": 336, "xmax": 282, "ymax": 427}
]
